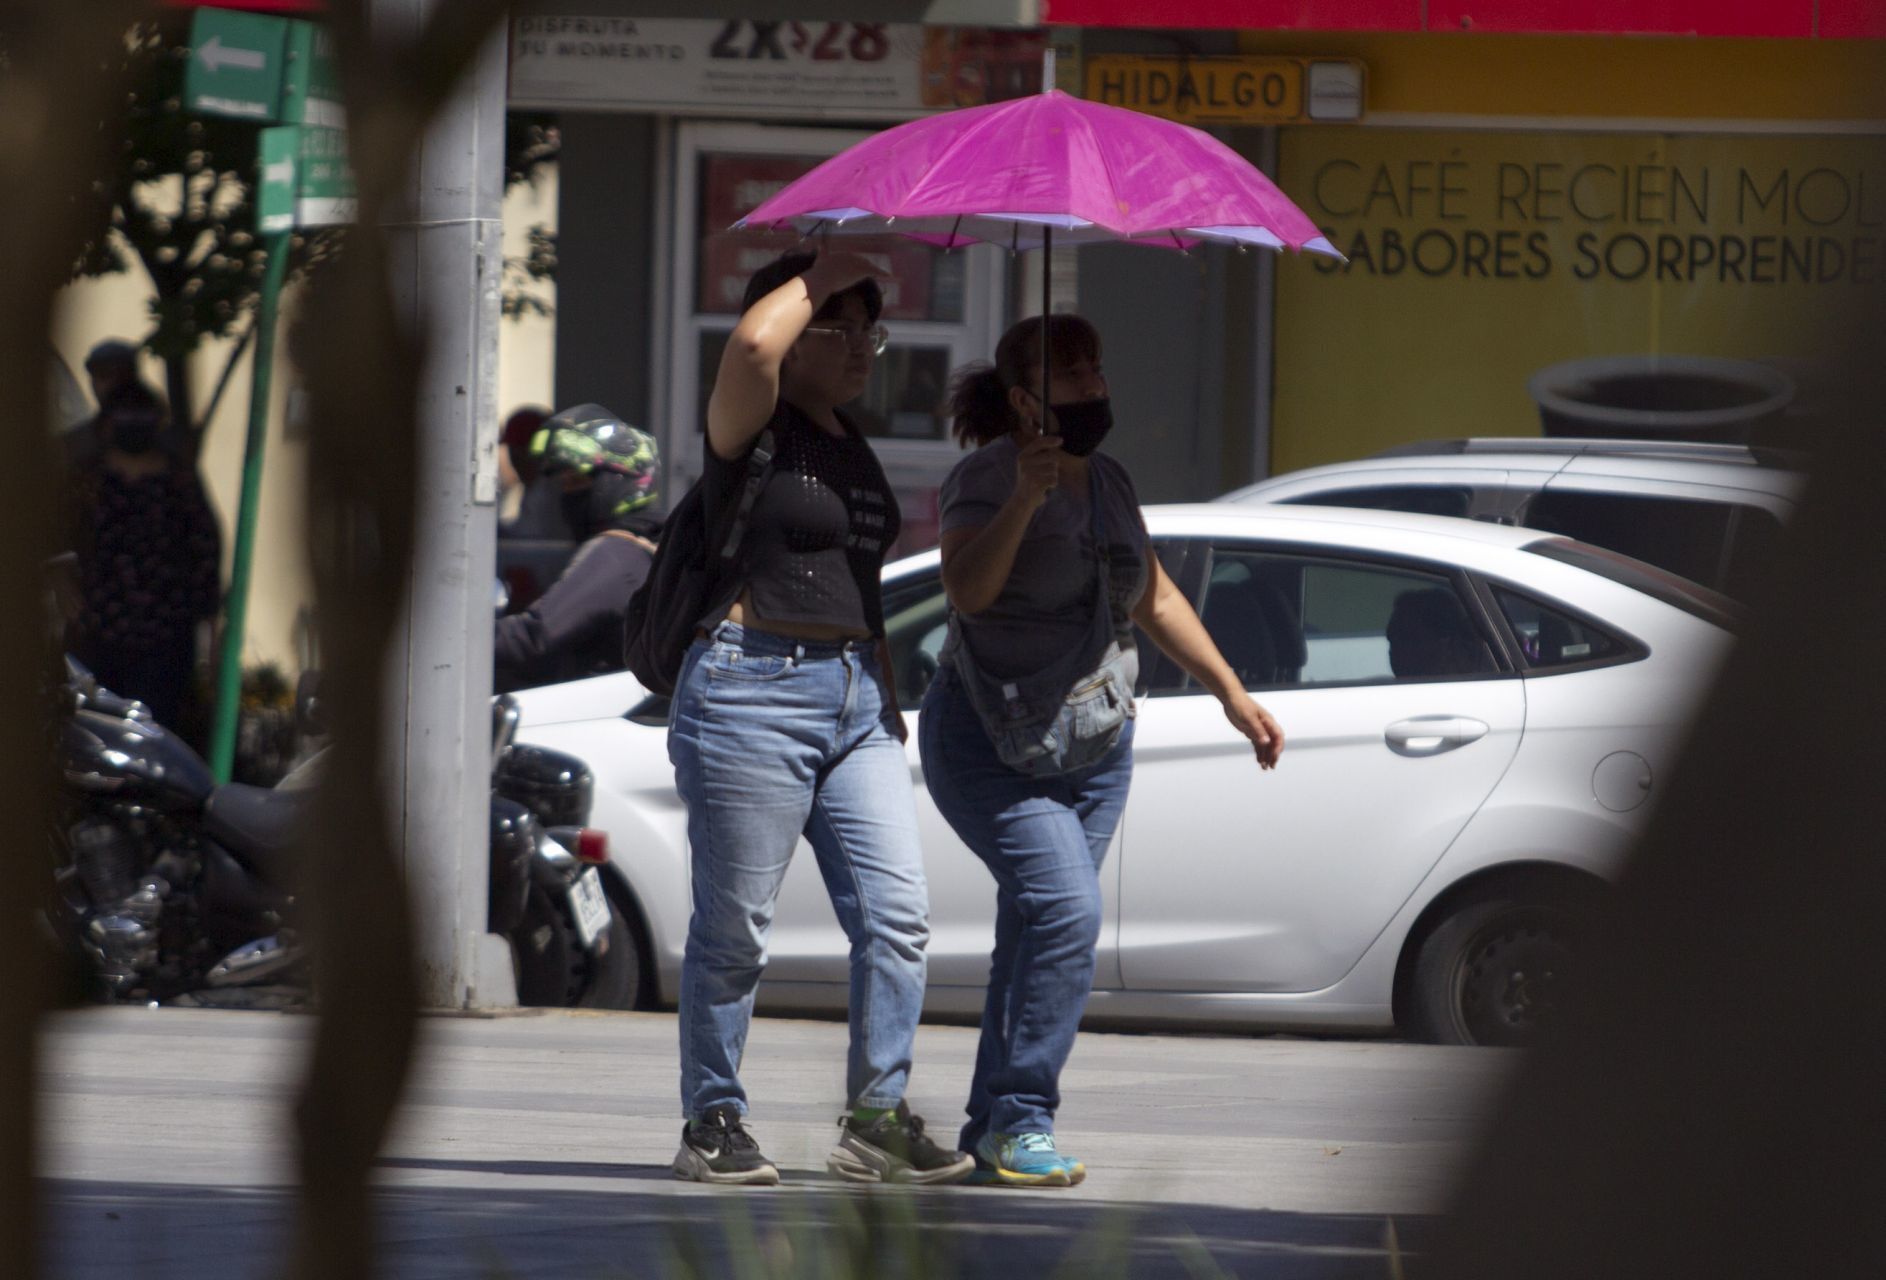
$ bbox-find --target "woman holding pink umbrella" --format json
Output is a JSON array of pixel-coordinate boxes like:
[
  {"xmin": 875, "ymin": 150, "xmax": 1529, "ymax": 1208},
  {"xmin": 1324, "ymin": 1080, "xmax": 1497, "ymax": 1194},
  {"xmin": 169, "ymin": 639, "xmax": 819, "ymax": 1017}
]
[
  {"xmin": 921, "ymin": 314, "xmax": 1285, "ymax": 1186},
  {"xmin": 727, "ymin": 72, "xmax": 1333, "ymax": 1187}
]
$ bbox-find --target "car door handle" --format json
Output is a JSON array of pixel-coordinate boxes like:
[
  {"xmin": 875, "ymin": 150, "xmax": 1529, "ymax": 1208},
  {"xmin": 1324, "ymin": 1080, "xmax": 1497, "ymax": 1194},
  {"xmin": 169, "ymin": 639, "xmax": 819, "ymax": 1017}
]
[{"xmin": 1385, "ymin": 716, "xmax": 1490, "ymax": 757}]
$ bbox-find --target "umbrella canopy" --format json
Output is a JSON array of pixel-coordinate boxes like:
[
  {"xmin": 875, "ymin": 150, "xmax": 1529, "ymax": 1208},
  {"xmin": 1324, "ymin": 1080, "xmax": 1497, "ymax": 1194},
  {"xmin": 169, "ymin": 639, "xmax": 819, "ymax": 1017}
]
[{"xmin": 737, "ymin": 88, "xmax": 1339, "ymax": 259}]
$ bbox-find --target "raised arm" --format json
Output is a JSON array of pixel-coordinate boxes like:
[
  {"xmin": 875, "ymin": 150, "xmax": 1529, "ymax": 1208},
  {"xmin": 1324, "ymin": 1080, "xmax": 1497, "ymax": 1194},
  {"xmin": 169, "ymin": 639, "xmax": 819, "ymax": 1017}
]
[
  {"xmin": 705, "ymin": 252, "xmax": 884, "ymax": 462},
  {"xmin": 938, "ymin": 435, "xmax": 1063, "ymax": 615}
]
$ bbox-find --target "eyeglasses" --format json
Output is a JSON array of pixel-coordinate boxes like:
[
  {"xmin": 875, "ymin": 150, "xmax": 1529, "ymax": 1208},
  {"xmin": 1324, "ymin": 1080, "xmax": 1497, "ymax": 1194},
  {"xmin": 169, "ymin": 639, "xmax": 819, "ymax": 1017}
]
[{"xmin": 802, "ymin": 322, "xmax": 890, "ymax": 356}]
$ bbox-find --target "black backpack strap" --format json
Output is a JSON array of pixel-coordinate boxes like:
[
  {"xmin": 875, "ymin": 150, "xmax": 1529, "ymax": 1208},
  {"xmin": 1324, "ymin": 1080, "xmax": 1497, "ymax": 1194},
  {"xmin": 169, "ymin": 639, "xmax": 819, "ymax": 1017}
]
[{"xmin": 716, "ymin": 426, "xmax": 775, "ymax": 562}]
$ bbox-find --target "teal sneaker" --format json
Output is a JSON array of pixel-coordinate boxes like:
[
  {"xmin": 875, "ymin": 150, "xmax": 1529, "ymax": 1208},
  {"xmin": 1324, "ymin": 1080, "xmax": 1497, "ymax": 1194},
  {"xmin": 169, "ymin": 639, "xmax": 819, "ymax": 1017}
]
[{"xmin": 973, "ymin": 1131, "xmax": 1081, "ymax": 1188}]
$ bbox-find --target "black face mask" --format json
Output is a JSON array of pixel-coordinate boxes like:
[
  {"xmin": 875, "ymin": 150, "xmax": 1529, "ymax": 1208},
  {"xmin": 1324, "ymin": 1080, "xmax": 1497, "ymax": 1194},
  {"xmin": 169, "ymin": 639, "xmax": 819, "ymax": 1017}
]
[
  {"xmin": 108, "ymin": 412, "xmax": 161, "ymax": 456},
  {"xmin": 1047, "ymin": 397, "xmax": 1113, "ymax": 458}
]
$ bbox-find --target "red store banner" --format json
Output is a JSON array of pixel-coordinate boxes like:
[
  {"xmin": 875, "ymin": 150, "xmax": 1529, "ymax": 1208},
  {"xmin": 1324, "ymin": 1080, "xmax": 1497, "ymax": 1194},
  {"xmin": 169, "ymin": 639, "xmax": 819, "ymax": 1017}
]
[{"xmin": 1041, "ymin": 0, "xmax": 1886, "ymax": 38}]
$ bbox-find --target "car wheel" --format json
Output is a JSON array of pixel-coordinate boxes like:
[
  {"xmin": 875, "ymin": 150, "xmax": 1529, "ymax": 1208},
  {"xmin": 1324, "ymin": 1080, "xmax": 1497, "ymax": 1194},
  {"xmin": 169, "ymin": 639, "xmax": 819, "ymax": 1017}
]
[
  {"xmin": 576, "ymin": 912, "xmax": 640, "ymax": 1010},
  {"xmin": 513, "ymin": 876, "xmax": 644, "ymax": 1010},
  {"xmin": 1407, "ymin": 885, "xmax": 1594, "ymax": 1047},
  {"xmin": 512, "ymin": 879, "xmax": 585, "ymax": 1007},
  {"xmin": 593, "ymin": 871, "xmax": 652, "ymax": 1010}
]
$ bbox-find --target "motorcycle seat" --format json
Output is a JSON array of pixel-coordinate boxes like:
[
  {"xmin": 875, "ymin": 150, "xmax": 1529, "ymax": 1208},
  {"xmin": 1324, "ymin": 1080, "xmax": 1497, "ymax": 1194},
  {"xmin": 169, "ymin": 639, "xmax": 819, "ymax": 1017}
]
[{"xmin": 204, "ymin": 784, "xmax": 310, "ymax": 882}]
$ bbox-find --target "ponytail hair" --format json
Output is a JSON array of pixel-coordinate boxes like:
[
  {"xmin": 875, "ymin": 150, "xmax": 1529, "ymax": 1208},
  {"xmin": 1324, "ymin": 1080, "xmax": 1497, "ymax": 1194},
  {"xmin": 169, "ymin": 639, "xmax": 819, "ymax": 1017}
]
[
  {"xmin": 946, "ymin": 313, "xmax": 1103, "ymax": 448},
  {"xmin": 946, "ymin": 364, "xmax": 1013, "ymax": 447}
]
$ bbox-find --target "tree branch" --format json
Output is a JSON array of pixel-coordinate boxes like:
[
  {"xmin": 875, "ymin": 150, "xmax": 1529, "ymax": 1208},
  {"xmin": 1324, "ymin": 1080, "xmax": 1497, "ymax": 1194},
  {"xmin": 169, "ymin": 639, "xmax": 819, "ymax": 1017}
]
[
  {"xmin": 0, "ymin": 9, "xmax": 146, "ymax": 1277},
  {"xmin": 281, "ymin": 2, "xmax": 513, "ymax": 1278}
]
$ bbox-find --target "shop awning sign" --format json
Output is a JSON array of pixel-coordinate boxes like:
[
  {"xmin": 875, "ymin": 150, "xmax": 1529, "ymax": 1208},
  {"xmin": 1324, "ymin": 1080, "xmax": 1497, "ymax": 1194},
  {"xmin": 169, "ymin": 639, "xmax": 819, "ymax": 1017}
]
[
  {"xmin": 1084, "ymin": 55, "xmax": 1365, "ymax": 126},
  {"xmin": 508, "ymin": 16, "xmax": 1043, "ymax": 118}
]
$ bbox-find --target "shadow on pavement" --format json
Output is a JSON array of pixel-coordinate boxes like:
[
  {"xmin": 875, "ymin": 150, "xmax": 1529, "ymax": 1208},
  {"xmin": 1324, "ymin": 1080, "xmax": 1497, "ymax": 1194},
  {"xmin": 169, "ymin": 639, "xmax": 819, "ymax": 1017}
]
[{"xmin": 44, "ymin": 1176, "xmax": 1434, "ymax": 1279}]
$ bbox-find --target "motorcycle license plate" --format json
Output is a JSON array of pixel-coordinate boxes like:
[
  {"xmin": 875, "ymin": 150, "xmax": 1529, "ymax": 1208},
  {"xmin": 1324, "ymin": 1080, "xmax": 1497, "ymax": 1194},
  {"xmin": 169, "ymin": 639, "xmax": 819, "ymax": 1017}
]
[{"xmin": 568, "ymin": 868, "xmax": 610, "ymax": 950}]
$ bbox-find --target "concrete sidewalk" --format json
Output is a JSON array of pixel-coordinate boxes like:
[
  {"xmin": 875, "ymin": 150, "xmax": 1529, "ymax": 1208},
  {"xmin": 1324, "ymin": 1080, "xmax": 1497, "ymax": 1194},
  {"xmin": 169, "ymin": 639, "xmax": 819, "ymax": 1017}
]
[{"xmin": 38, "ymin": 1008, "xmax": 1508, "ymax": 1278}]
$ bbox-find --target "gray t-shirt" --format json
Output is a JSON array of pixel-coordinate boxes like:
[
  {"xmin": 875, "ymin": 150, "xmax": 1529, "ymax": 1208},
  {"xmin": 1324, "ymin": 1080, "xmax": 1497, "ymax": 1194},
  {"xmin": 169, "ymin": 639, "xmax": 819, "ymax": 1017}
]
[{"xmin": 939, "ymin": 436, "xmax": 1152, "ymax": 680}]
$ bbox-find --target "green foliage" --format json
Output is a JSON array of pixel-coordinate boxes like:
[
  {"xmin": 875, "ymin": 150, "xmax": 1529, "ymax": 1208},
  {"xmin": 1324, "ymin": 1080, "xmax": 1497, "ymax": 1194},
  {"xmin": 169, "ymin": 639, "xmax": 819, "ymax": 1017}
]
[
  {"xmin": 502, "ymin": 223, "xmax": 558, "ymax": 321},
  {"xmin": 502, "ymin": 113, "xmax": 560, "ymax": 321},
  {"xmin": 70, "ymin": 22, "xmax": 561, "ymax": 439},
  {"xmin": 507, "ymin": 112, "xmax": 561, "ymax": 191},
  {"xmin": 70, "ymin": 16, "xmax": 340, "ymax": 439}
]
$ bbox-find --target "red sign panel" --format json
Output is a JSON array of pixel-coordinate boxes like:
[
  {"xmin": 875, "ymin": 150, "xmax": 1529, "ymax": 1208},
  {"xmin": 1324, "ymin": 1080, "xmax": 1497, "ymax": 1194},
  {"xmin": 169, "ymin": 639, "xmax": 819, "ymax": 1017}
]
[
  {"xmin": 696, "ymin": 153, "xmax": 938, "ymax": 321},
  {"xmin": 1042, "ymin": 0, "xmax": 1878, "ymax": 36},
  {"xmin": 1424, "ymin": 1, "xmax": 1811, "ymax": 38},
  {"xmin": 163, "ymin": 1, "xmax": 327, "ymax": 11},
  {"xmin": 1042, "ymin": 1, "xmax": 1422, "ymax": 30}
]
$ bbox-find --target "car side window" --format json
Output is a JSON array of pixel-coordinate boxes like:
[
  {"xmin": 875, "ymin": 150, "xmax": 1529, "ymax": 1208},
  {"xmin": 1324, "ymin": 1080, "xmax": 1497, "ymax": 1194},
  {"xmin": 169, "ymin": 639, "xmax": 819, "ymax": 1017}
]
[
  {"xmin": 1184, "ymin": 548, "xmax": 1500, "ymax": 691},
  {"xmin": 1721, "ymin": 505, "xmax": 1787, "ymax": 601},
  {"xmin": 1281, "ymin": 484, "xmax": 1474, "ymax": 520},
  {"xmin": 1521, "ymin": 491, "xmax": 1733, "ymax": 590},
  {"xmin": 882, "ymin": 570, "xmax": 950, "ymax": 711},
  {"xmin": 1491, "ymin": 587, "xmax": 1627, "ymax": 671}
]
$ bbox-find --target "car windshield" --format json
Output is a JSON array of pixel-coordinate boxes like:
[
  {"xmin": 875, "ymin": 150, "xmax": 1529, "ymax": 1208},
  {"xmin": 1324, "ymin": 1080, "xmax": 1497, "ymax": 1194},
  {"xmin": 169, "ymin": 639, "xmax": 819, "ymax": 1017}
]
[{"xmin": 1523, "ymin": 537, "xmax": 1744, "ymax": 634}]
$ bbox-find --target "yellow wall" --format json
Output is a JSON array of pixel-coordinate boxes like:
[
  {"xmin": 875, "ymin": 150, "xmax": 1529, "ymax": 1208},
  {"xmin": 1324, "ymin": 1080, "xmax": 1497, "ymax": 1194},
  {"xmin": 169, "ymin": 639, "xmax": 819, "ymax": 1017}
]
[
  {"xmin": 1235, "ymin": 31, "xmax": 1886, "ymax": 123},
  {"xmin": 1234, "ymin": 31, "xmax": 1886, "ymax": 472},
  {"xmin": 1271, "ymin": 128, "xmax": 1886, "ymax": 470}
]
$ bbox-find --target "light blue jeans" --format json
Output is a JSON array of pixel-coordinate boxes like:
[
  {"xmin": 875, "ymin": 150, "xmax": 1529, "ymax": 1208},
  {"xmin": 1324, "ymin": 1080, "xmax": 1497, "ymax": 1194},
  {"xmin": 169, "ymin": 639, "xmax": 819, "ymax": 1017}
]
[
  {"xmin": 668, "ymin": 622, "xmax": 930, "ymax": 1122},
  {"xmin": 919, "ymin": 666, "xmax": 1134, "ymax": 1150}
]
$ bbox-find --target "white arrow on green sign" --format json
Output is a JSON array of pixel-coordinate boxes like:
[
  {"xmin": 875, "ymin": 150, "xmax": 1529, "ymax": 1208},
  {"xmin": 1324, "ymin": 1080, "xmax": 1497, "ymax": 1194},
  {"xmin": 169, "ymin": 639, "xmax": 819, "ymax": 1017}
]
[
  {"xmin": 186, "ymin": 8, "xmax": 343, "ymax": 128},
  {"xmin": 259, "ymin": 126, "xmax": 356, "ymax": 231}
]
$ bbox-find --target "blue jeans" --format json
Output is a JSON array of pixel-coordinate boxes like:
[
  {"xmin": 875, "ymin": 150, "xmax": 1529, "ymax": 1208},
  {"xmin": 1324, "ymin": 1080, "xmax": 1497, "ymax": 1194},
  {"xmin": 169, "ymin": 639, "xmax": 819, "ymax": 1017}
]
[
  {"xmin": 669, "ymin": 622, "xmax": 930, "ymax": 1122},
  {"xmin": 918, "ymin": 666, "xmax": 1134, "ymax": 1149}
]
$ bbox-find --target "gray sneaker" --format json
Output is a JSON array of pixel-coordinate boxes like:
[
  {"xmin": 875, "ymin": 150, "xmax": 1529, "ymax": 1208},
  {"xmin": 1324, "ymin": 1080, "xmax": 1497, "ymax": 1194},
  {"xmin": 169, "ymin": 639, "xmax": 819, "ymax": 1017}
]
[
  {"xmin": 827, "ymin": 1101, "xmax": 976, "ymax": 1185},
  {"xmin": 674, "ymin": 1104, "xmax": 780, "ymax": 1185}
]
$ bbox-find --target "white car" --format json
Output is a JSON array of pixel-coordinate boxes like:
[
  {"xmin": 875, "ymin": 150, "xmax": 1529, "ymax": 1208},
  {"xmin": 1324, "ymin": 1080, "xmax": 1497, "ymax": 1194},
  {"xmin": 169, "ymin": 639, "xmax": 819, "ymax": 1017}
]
[
  {"xmin": 1217, "ymin": 437, "xmax": 1805, "ymax": 600},
  {"xmin": 513, "ymin": 505, "xmax": 1738, "ymax": 1046}
]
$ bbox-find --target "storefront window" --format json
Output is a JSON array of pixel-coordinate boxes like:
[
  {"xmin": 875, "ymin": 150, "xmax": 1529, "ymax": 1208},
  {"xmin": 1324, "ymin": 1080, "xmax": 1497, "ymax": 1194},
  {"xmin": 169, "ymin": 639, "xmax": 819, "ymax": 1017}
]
[{"xmin": 696, "ymin": 153, "xmax": 967, "ymax": 325}]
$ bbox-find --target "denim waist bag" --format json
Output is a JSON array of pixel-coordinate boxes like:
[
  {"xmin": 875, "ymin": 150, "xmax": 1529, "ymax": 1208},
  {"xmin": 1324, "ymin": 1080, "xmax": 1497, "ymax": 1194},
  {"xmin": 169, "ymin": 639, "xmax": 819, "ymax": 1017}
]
[{"xmin": 945, "ymin": 470, "xmax": 1138, "ymax": 777}]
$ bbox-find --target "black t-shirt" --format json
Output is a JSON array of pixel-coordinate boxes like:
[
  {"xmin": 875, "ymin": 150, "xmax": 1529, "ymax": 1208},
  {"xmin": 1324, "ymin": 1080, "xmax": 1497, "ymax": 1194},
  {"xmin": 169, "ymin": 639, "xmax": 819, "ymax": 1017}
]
[{"xmin": 703, "ymin": 401, "xmax": 900, "ymax": 637}]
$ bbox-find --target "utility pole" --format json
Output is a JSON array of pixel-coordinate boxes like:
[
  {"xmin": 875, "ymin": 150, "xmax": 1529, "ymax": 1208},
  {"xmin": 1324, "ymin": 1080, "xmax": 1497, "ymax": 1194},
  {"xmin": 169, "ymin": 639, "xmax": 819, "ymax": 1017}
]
[{"xmin": 375, "ymin": 0, "xmax": 510, "ymax": 1008}]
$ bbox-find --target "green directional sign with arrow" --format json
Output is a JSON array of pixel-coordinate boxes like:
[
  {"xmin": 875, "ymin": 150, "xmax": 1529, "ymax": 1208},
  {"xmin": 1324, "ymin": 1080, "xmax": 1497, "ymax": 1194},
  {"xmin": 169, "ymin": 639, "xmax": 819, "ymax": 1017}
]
[
  {"xmin": 184, "ymin": 8, "xmax": 289, "ymax": 121},
  {"xmin": 258, "ymin": 125, "xmax": 356, "ymax": 232},
  {"xmin": 185, "ymin": 8, "xmax": 344, "ymax": 127}
]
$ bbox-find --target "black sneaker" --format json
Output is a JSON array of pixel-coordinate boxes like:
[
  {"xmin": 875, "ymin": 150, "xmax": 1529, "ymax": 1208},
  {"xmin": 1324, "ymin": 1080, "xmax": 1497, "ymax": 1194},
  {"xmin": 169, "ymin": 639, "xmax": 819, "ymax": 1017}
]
[
  {"xmin": 674, "ymin": 1104, "xmax": 780, "ymax": 1185},
  {"xmin": 827, "ymin": 1101, "xmax": 976, "ymax": 1185}
]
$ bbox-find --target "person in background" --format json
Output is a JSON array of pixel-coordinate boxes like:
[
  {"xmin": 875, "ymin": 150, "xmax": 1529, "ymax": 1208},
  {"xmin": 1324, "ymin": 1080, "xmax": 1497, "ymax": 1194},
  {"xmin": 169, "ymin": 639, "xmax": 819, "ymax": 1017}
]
[
  {"xmin": 497, "ymin": 405, "xmax": 570, "ymax": 540},
  {"xmin": 66, "ymin": 381, "xmax": 221, "ymax": 734},
  {"xmin": 922, "ymin": 314, "xmax": 1284, "ymax": 1187},
  {"xmin": 62, "ymin": 339, "xmax": 145, "ymax": 471},
  {"xmin": 493, "ymin": 404, "xmax": 661, "ymax": 693}
]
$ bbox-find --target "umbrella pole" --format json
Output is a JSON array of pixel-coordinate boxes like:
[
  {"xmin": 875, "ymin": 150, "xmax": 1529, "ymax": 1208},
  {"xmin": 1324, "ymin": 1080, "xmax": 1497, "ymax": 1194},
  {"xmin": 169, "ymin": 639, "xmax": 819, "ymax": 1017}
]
[{"xmin": 1041, "ymin": 223, "xmax": 1052, "ymax": 435}]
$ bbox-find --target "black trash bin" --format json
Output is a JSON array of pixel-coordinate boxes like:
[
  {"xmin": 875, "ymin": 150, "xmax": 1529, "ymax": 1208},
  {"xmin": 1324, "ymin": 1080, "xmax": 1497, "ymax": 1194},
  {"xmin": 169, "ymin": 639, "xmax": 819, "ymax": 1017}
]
[{"xmin": 1527, "ymin": 355, "xmax": 1794, "ymax": 445}]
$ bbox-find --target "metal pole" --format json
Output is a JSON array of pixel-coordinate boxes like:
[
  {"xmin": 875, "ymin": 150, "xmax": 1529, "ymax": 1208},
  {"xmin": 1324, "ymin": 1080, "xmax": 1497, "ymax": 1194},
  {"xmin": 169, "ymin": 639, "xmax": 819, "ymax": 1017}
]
[
  {"xmin": 209, "ymin": 231, "xmax": 290, "ymax": 783},
  {"xmin": 376, "ymin": 0, "xmax": 509, "ymax": 1008},
  {"xmin": 1250, "ymin": 127, "xmax": 1279, "ymax": 483},
  {"xmin": 1041, "ymin": 223, "xmax": 1052, "ymax": 430},
  {"xmin": 1038, "ymin": 48, "xmax": 1054, "ymax": 427}
]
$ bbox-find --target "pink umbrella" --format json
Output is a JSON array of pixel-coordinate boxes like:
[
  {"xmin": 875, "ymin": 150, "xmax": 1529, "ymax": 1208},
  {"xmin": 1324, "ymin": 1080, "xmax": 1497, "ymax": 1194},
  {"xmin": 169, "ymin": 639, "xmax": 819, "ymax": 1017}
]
[
  {"xmin": 736, "ymin": 84, "xmax": 1339, "ymax": 409},
  {"xmin": 737, "ymin": 88, "xmax": 1339, "ymax": 257}
]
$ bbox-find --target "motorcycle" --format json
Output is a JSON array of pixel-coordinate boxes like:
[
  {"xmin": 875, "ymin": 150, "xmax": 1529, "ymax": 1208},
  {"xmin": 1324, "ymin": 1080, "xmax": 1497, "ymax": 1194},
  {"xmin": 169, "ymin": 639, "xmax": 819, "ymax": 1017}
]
[{"xmin": 48, "ymin": 656, "xmax": 637, "ymax": 1008}]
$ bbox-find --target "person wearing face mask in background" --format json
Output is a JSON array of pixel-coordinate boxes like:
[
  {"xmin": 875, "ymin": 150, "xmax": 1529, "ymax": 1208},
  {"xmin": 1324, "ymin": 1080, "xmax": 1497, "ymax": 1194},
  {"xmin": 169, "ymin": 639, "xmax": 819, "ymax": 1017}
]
[
  {"xmin": 492, "ymin": 404, "xmax": 662, "ymax": 693},
  {"xmin": 66, "ymin": 381, "xmax": 222, "ymax": 737},
  {"xmin": 920, "ymin": 314, "xmax": 1286, "ymax": 1187}
]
